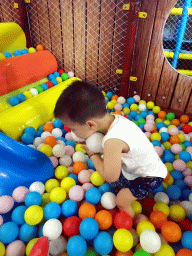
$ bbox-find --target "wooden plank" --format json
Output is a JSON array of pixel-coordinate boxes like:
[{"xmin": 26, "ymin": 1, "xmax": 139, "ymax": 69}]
[
  {"xmin": 97, "ymin": 0, "xmax": 116, "ymax": 90},
  {"xmin": 141, "ymin": 0, "xmax": 178, "ymax": 102},
  {"xmin": 73, "ymin": 0, "xmax": 86, "ymax": 79},
  {"xmin": 185, "ymin": 92, "xmax": 192, "ymax": 114},
  {"xmin": 60, "ymin": 0, "xmax": 74, "ymax": 72},
  {"xmin": 0, "ymin": 0, "xmax": 14, "ymax": 22},
  {"xmin": 9, "ymin": 0, "xmax": 22, "ymax": 26},
  {"xmin": 156, "ymin": 58, "xmax": 178, "ymax": 108},
  {"xmin": 86, "ymin": 0, "xmax": 100, "ymax": 84},
  {"xmin": 0, "ymin": 3, "xmax": 4, "ymax": 22}
]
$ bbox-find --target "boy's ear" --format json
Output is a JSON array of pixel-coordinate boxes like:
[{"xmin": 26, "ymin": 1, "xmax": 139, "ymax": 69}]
[{"xmin": 86, "ymin": 120, "xmax": 97, "ymax": 129}]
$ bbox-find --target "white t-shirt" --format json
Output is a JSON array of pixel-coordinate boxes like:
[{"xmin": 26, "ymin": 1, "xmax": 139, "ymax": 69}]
[{"xmin": 102, "ymin": 114, "xmax": 168, "ymax": 180}]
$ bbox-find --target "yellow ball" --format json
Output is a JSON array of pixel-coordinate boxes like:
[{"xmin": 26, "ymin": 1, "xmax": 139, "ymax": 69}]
[
  {"xmin": 111, "ymin": 100, "xmax": 117, "ymax": 105},
  {"xmin": 55, "ymin": 166, "xmax": 69, "ymax": 180},
  {"xmin": 135, "ymin": 244, "xmax": 143, "ymax": 252},
  {"xmin": 105, "ymin": 97, "xmax": 108, "ymax": 100},
  {"xmin": 122, "ymin": 107, "xmax": 130, "ymax": 115},
  {"xmin": 169, "ymin": 204, "xmax": 186, "ymax": 222},
  {"xmin": 26, "ymin": 238, "xmax": 39, "ymax": 256},
  {"xmin": 52, "ymin": 117, "xmax": 56, "ymax": 122},
  {"xmin": 155, "ymin": 118, "xmax": 163, "ymax": 124},
  {"xmin": 146, "ymin": 101, "xmax": 155, "ymax": 109},
  {"xmin": 162, "ymin": 141, "xmax": 171, "ymax": 150},
  {"xmin": 168, "ymin": 125, "xmax": 176, "ymax": 129},
  {"xmin": 28, "ymin": 47, "xmax": 36, "ymax": 53},
  {"xmin": 153, "ymin": 202, "xmax": 170, "ymax": 216},
  {"xmin": 0, "ymin": 242, "xmax": 5, "ymax": 256},
  {"xmin": 75, "ymin": 144, "xmax": 86, "ymax": 154},
  {"xmin": 186, "ymin": 161, "xmax": 192, "ymax": 169},
  {"xmin": 139, "ymin": 100, "xmax": 146, "ymax": 105},
  {"xmin": 153, "ymin": 106, "xmax": 161, "ymax": 114},
  {"xmin": 136, "ymin": 220, "xmax": 155, "ymax": 236},
  {"xmin": 45, "ymin": 179, "xmax": 59, "ymax": 192},
  {"xmin": 102, "ymin": 91, "xmax": 106, "ymax": 97},
  {"xmin": 189, "ymin": 121, "xmax": 192, "ymax": 127},
  {"xmin": 23, "ymin": 91, "xmax": 33, "ymax": 99},
  {"xmin": 0, "ymin": 53, "xmax": 5, "ymax": 60},
  {"xmin": 113, "ymin": 229, "xmax": 133, "ymax": 252},
  {"xmin": 110, "ymin": 112, "xmax": 114, "ymax": 115},
  {"xmin": 41, "ymin": 192, "xmax": 51, "ymax": 207},
  {"xmin": 24, "ymin": 205, "xmax": 43, "ymax": 225},
  {"xmin": 155, "ymin": 243, "xmax": 175, "ymax": 256},
  {"xmin": 56, "ymin": 77, "xmax": 62, "ymax": 83},
  {"xmin": 162, "ymin": 182, "xmax": 168, "ymax": 190},
  {"xmin": 91, "ymin": 171, "xmax": 105, "ymax": 186},
  {"xmin": 131, "ymin": 201, "xmax": 142, "ymax": 215},
  {"xmin": 178, "ymin": 134, "xmax": 185, "ymax": 143},
  {"xmin": 165, "ymin": 163, "xmax": 174, "ymax": 172},
  {"xmin": 175, "ymin": 154, "xmax": 179, "ymax": 160},
  {"xmin": 50, "ymin": 187, "xmax": 66, "ymax": 204},
  {"xmin": 150, "ymin": 132, "xmax": 161, "ymax": 141},
  {"xmin": 61, "ymin": 177, "xmax": 76, "ymax": 192},
  {"xmin": 39, "ymin": 144, "xmax": 53, "ymax": 157},
  {"xmin": 107, "ymin": 102, "xmax": 114, "ymax": 110},
  {"xmin": 130, "ymin": 103, "xmax": 138, "ymax": 111},
  {"xmin": 165, "ymin": 176, "xmax": 174, "ymax": 185},
  {"xmin": 164, "ymin": 120, "xmax": 170, "ymax": 126}
]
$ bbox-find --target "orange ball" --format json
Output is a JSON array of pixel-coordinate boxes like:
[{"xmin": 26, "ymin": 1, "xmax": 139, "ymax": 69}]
[
  {"xmin": 116, "ymin": 251, "xmax": 133, "ymax": 256},
  {"xmin": 44, "ymin": 136, "xmax": 57, "ymax": 147},
  {"xmin": 176, "ymin": 249, "xmax": 192, "ymax": 256},
  {"xmin": 158, "ymin": 111, "xmax": 166, "ymax": 119},
  {"xmin": 180, "ymin": 115, "xmax": 189, "ymax": 124},
  {"xmin": 164, "ymin": 172, "xmax": 171, "ymax": 182},
  {"xmin": 43, "ymin": 123, "xmax": 54, "ymax": 132},
  {"xmin": 112, "ymin": 95, "xmax": 119, "ymax": 101},
  {"xmin": 36, "ymin": 44, "xmax": 44, "ymax": 51},
  {"xmin": 95, "ymin": 210, "xmax": 112, "ymax": 230},
  {"xmin": 79, "ymin": 203, "xmax": 96, "ymax": 219},
  {"xmin": 161, "ymin": 221, "xmax": 182, "ymax": 243},
  {"xmin": 114, "ymin": 111, "xmax": 122, "ymax": 115},
  {"xmin": 149, "ymin": 210, "xmax": 167, "ymax": 229},
  {"xmin": 73, "ymin": 161, "xmax": 87, "ymax": 175},
  {"xmin": 151, "ymin": 125, "xmax": 157, "ymax": 133},
  {"xmin": 169, "ymin": 135, "xmax": 180, "ymax": 145},
  {"xmin": 60, "ymin": 254, "xmax": 68, "ymax": 256},
  {"xmin": 171, "ymin": 119, "xmax": 180, "ymax": 126}
]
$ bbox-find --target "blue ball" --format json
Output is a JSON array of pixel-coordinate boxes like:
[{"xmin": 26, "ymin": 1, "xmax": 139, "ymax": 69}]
[
  {"xmin": 44, "ymin": 202, "xmax": 61, "ymax": 220},
  {"xmin": 79, "ymin": 218, "xmax": 99, "ymax": 240},
  {"xmin": 151, "ymin": 140, "xmax": 162, "ymax": 147},
  {"xmin": 25, "ymin": 192, "xmax": 42, "ymax": 207},
  {"xmin": 106, "ymin": 92, "xmax": 113, "ymax": 100},
  {"xmin": 130, "ymin": 110, "xmax": 137, "ymax": 118},
  {"xmin": 107, "ymin": 108, "xmax": 111, "ymax": 113},
  {"xmin": 41, "ymin": 83, "xmax": 49, "ymax": 91},
  {"xmin": 35, "ymin": 131, "xmax": 42, "ymax": 137},
  {"xmin": 24, "ymin": 126, "xmax": 37, "ymax": 136},
  {"xmin": 57, "ymin": 137, "xmax": 67, "ymax": 143},
  {"xmin": 17, "ymin": 94, "xmax": 26, "ymax": 102},
  {"xmin": 85, "ymin": 188, "xmax": 101, "ymax": 205},
  {"xmin": 14, "ymin": 50, "xmax": 21, "ymax": 56},
  {"xmin": 166, "ymin": 185, "xmax": 181, "ymax": 200},
  {"xmin": 11, "ymin": 205, "xmax": 27, "ymax": 225},
  {"xmin": 153, "ymin": 184, "xmax": 164, "ymax": 193},
  {"xmin": 19, "ymin": 223, "xmax": 37, "ymax": 242},
  {"xmin": 156, "ymin": 123, "xmax": 166, "ymax": 130},
  {"xmin": 4, "ymin": 52, "xmax": 12, "ymax": 58},
  {"xmin": 141, "ymin": 110, "xmax": 148, "ymax": 119},
  {"xmin": 50, "ymin": 79, "xmax": 58, "ymax": 86},
  {"xmin": 38, "ymin": 126, "xmax": 44, "ymax": 133},
  {"xmin": 9, "ymin": 96, "xmax": 20, "ymax": 106},
  {"xmin": 178, "ymin": 126, "xmax": 182, "ymax": 130},
  {"xmin": 171, "ymin": 241, "xmax": 183, "ymax": 253},
  {"xmin": 189, "ymin": 214, "xmax": 192, "ymax": 222},
  {"xmin": 87, "ymin": 159, "xmax": 96, "ymax": 171},
  {"xmin": 127, "ymin": 97, "xmax": 135, "ymax": 105},
  {"xmin": 161, "ymin": 132, "xmax": 169, "ymax": 142},
  {"xmin": 171, "ymin": 170, "xmax": 183, "ymax": 180},
  {"xmin": 38, "ymin": 224, "xmax": 44, "ymax": 237},
  {"xmin": 54, "ymin": 71, "xmax": 60, "ymax": 78},
  {"xmin": 48, "ymin": 74, "xmax": 55, "ymax": 80},
  {"xmin": 181, "ymin": 231, "xmax": 192, "ymax": 250},
  {"xmin": 21, "ymin": 133, "xmax": 35, "ymax": 145},
  {"xmin": 94, "ymin": 231, "xmax": 113, "ymax": 255},
  {"xmin": 163, "ymin": 153, "xmax": 174, "ymax": 163},
  {"xmin": 61, "ymin": 200, "xmax": 78, "ymax": 218},
  {"xmin": 21, "ymin": 49, "xmax": 28, "ymax": 54},
  {"xmin": 181, "ymin": 189, "xmax": 191, "ymax": 200},
  {"xmin": 122, "ymin": 103, "xmax": 129, "ymax": 108},
  {"xmin": 68, "ymin": 174, "xmax": 79, "ymax": 185},
  {"xmin": 135, "ymin": 114, "xmax": 143, "ymax": 121},
  {"xmin": 183, "ymin": 141, "xmax": 192, "ymax": 147},
  {"xmin": 175, "ymin": 180, "xmax": 187, "ymax": 190},
  {"xmin": 105, "ymin": 99, "xmax": 109, "ymax": 104},
  {"xmin": 179, "ymin": 151, "xmax": 191, "ymax": 162},
  {"xmin": 139, "ymin": 123, "xmax": 145, "ymax": 131},
  {"xmin": 98, "ymin": 183, "xmax": 112, "ymax": 195},
  {"xmin": 53, "ymin": 119, "xmax": 64, "ymax": 129},
  {"xmin": 148, "ymin": 111, "xmax": 155, "ymax": 116},
  {"xmin": 66, "ymin": 140, "xmax": 76, "ymax": 148},
  {"xmin": 0, "ymin": 222, "xmax": 19, "ymax": 244},
  {"xmin": 67, "ymin": 235, "xmax": 87, "ymax": 256}
]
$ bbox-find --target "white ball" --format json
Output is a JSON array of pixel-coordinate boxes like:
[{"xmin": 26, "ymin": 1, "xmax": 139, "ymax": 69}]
[
  {"xmin": 154, "ymin": 192, "xmax": 169, "ymax": 204},
  {"xmin": 52, "ymin": 128, "xmax": 63, "ymax": 138},
  {"xmin": 29, "ymin": 181, "xmax": 45, "ymax": 195},
  {"xmin": 117, "ymin": 96, "xmax": 126, "ymax": 104},
  {"xmin": 140, "ymin": 230, "xmax": 161, "ymax": 253},
  {"xmin": 28, "ymin": 144, "xmax": 36, "ymax": 149},
  {"xmin": 159, "ymin": 127, "xmax": 168, "ymax": 133},
  {"xmin": 57, "ymin": 139, "xmax": 66, "ymax": 146},
  {"xmin": 86, "ymin": 132, "xmax": 104, "ymax": 153},
  {"xmin": 71, "ymin": 131, "xmax": 85, "ymax": 142},
  {"xmin": 189, "ymin": 193, "xmax": 192, "ymax": 203},
  {"xmin": 68, "ymin": 71, "xmax": 74, "ymax": 78},
  {"xmin": 41, "ymin": 131, "xmax": 52, "ymax": 140},
  {"xmin": 49, "ymin": 235, "xmax": 67, "ymax": 256},
  {"xmin": 138, "ymin": 104, "xmax": 146, "ymax": 111},
  {"xmin": 101, "ymin": 192, "xmax": 116, "ymax": 209},
  {"xmin": 43, "ymin": 219, "xmax": 62, "ymax": 240},
  {"xmin": 37, "ymin": 143, "xmax": 45, "ymax": 150},
  {"xmin": 33, "ymin": 137, "xmax": 44, "ymax": 147},
  {"xmin": 180, "ymin": 201, "xmax": 192, "ymax": 216},
  {"xmin": 53, "ymin": 144, "xmax": 65, "ymax": 157},
  {"xmin": 84, "ymin": 154, "xmax": 89, "ymax": 163},
  {"xmin": 59, "ymin": 155, "xmax": 72, "ymax": 167},
  {"xmin": 185, "ymin": 134, "xmax": 190, "ymax": 141},
  {"xmin": 29, "ymin": 88, "xmax": 38, "ymax": 96},
  {"xmin": 73, "ymin": 151, "xmax": 87, "ymax": 163},
  {"xmin": 133, "ymin": 95, "xmax": 141, "ymax": 102}
]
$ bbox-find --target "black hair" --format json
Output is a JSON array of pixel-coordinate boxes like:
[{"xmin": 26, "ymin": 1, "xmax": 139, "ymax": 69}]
[{"xmin": 54, "ymin": 81, "xmax": 107, "ymax": 124}]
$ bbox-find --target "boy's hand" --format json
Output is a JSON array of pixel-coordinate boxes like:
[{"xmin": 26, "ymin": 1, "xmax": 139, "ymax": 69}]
[{"xmin": 81, "ymin": 145, "xmax": 94, "ymax": 157}]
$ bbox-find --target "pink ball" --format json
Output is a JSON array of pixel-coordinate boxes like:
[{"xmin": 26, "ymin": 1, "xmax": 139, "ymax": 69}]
[
  {"xmin": 65, "ymin": 132, "xmax": 73, "ymax": 141},
  {"xmin": 188, "ymin": 132, "xmax": 192, "ymax": 138},
  {"xmin": 78, "ymin": 170, "xmax": 91, "ymax": 184},
  {"xmin": 50, "ymin": 156, "xmax": 59, "ymax": 168},
  {"xmin": 82, "ymin": 183, "xmax": 94, "ymax": 192},
  {"xmin": 12, "ymin": 186, "xmax": 30, "ymax": 203},
  {"xmin": 168, "ymin": 127, "xmax": 179, "ymax": 136},
  {"xmin": 145, "ymin": 132, "xmax": 151, "ymax": 139},
  {"xmin": 179, "ymin": 130, "xmax": 185, "ymax": 134},
  {"xmin": 173, "ymin": 159, "xmax": 186, "ymax": 172},
  {"xmin": 0, "ymin": 196, "xmax": 14, "ymax": 214},
  {"xmin": 171, "ymin": 144, "xmax": 183, "ymax": 154},
  {"xmin": 68, "ymin": 166, "xmax": 73, "ymax": 174},
  {"xmin": 184, "ymin": 176, "xmax": 192, "ymax": 186},
  {"xmin": 64, "ymin": 145, "xmax": 75, "ymax": 157},
  {"xmin": 186, "ymin": 146, "xmax": 192, "ymax": 156},
  {"xmin": 133, "ymin": 214, "xmax": 148, "ymax": 227},
  {"xmin": 144, "ymin": 123, "xmax": 154, "ymax": 132},
  {"xmin": 133, "ymin": 95, "xmax": 140, "ymax": 102},
  {"xmin": 183, "ymin": 168, "xmax": 192, "ymax": 176},
  {"xmin": 88, "ymin": 169, "xmax": 95, "ymax": 174},
  {"xmin": 114, "ymin": 103, "xmax": 122, "ymax": 111},
  {"xmin": 6, "ymin": 240, "xmax": 25, "ymax": 256},
  {"xmin": 146, "ymin": 114, "xmax": 155, "ymax": 120},
  {"xmin": 69, "ymin": 185, "xmax": 85, "ymax": 201},
  {"xmin": 154, "ymin": 146, "xmax": 163, "ymax": 156},
  {"xmin": 146, "ymin": 120, "xmax": 155, "ymax": 125},
  {"xmin": 0, "ymin": 215, "xmax": 3, "ymax": 226}
]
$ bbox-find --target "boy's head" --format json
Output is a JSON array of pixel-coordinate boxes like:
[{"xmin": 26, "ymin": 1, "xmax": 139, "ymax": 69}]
[{"xmin": 54, "ymin": 81, "xmax": 107, "ymax": 139}]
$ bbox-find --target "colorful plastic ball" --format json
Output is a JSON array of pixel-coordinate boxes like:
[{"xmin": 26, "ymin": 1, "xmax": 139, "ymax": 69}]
[
  {"xmin": 19, "ymin": 223, "xmax": 37, "ymax": 242},
  {"xmin": 141, "ymin": 198, "xmax": 156, "ymax": 215},
  {"xmin": 179, "ymin": 151, "xmax": 191, "ymax": 162},
  {"xmin": 91, "ymin": 171, "xmax": 105, "ymax": 186},
  {"xmin": 23, "ymin": 91, "xmax": 33, "ymax": 99},
  {"xmin": 48, "ymin": 74, "xmax": 55, "ymax": 80},
  {"xmin": 146, "ymin": 101, "xmax": 154, "ymax": 109},
  {"xmin": 94, "ymin": 210, "xmax": 112, "ymax": 231},
  {"xmin": 98, "ymin": 183, "xmax": 112, "ymax": 195},
  {"xmin": 114, "ymin": 211, "xmax": 133, "ymax": 230},
  {"xmin": 53, "ymin": 119, "xmax": 64, "ymax": 129},
  {"xmin": 113, "ymin": 228, "xmax": 133, "ymax": 252},
  {"xmin": 25, "ymin": 191, "xmax": 42, "ymax": 207},
  {"xmin": 136, "ymin": 220, "xmax": 155, "ymax": 236},
  {"xmin": 140, "ymin": 229, "xmax": 161, "ymax": 253},
  {"xmin": 28, "ymin": 47, "xmax": 36, "ymax": 53},
  {"xmin": 0, "ymin": 53, "xmax": 5, "ymax": 60},
  {"xmin": 21, "ymin": 48, "xmax": 28, "ymax": 54},
  {"xmin": 78, "ymin": 170, "xmax": 91, "ymax": 184},
  {"xmin": 61, "ymin": 177, "xmax": 76, "ymax": 192},
  {"xmin": 69, "ymin": 185, "xmax": 84, "ymax": 202},
  {"xmin": 50, "ymin": 78, "xmax": 58, "ymax": 86},
  {"xmin": 0, "ymin": 215, "xmax": 3, "ymax": 227},
  {"xmin": 79, "ymin": 218, "xmax": 99, "ymax": 240},
  {"xmin": 36, "ymin": 44, "xmax": 44, "ymax": 51},
  {"xmin": 166, "ymin": 185, "xmax": 181, "ymax": 200},
  {"xmin": 67, "ymin": 235, "xmax": 87, "ymax": 256},
  {"xmin": 49, "ymin": 236, "xmax": 67, "ymax": 255},
  {"xmin": 45, "ymin": 179, "xmax": 59, "ymax": 193},
  {"xmin": 166, "ymin": 112, "xmax": 175, "ymax": 121},
  {"xmin": 131, "ymin": 201, "xmax": 142, "ymax": 215},
  {"xmin": 4, "ymin": 52, "xmax": 12, "ymax": 58},
  {"xmin": 50, "ymin": 187, "xmax": 66, "ymax": 204},
  {"xmin": 133, "ymin": 214, "xmax": 148, "ymax": 227},
  {"xmin": 149, "ymin": 210, "xmax": 167, "ymax": 229},
  {"xmin": 11, "ymin": 205, "xmax": 27, "ymax": 225},
  {"xmin": 169, "ymin": 204, "xmax": 186, "ymax": 222},
  {"xmin": 39, "ymin": 144, "xmax": 53, "ymax": 157},
  {"xmin": 176, "ymin": 248, "xmax": 192, "ymax": 256},
  {"xmin": 17, "ymin": 93, "xmax": 26, "ymax": 102},
  {"xmin": 180, "ymin": 201, "xmax": 192, "ymax": 217},
  {"xmin": 94, "ymin": 231, "xmax": 113, "ymax": 255},
  {"xmin": 0, "ymin": 222, "xmax": 19, "ymax": 244},
  {"xmin": 12, "ymin": 186, "xmax": 29, "ymax": 203},
  {"xmin": 154, "ymin": 192, "xmax": 169, "ymax": 204},
  {"xmin": 100, "ymin": 192, "xmax": 116, "ymax": 210},
  {"xmin": 153, "ymin": 202, "xmax": 170, "ymax": 216},
  {"xmin": 60, "ymin": 155, "xmax": 73, "ymax": 167},
  {"xmin": 43, "ymin": 218, "xmax": 62, "ymax": 240},
  {"xmin": 9, "ymin": 96, "xmax": 20, "ymax": 106},
  {"xmin": 54, "ymin": 166, "xmax": 68, "ymax": 180},
  {"xmin": 29, "ymin": 181, "xmax": 45, "ymax": 195},
  {"xmin": 85, "ymin": 187, "xmax": 101, "ymax": 205},
  {"xmin": 181, "ymin": 231, "xmax": 192, "ymax": 250},
  {"xmin": 44, "ymin": 202, "xmax": 61, "ymax": 220},
  {"xmin": 63, "ymin": 216, "xmax": 81, "ymax": 237},
  {"xmin": 68, "ymin": 71, "xmax": 74, "ymax": 78},
  {"xmin": 61, "ymin": 200, "xmax": 78, "ymax": 218},
  {"xmin": 0, "ymin": 195, "xmax": 14, "ymax": 214},
  {"xmin": 5, "ymin": 240, "xmax": 25, "ymax": 256},
  {"xmin": 182, "ymin": 124, "xmax": 192, "ymax": 134},
  {"xmin": 46, "ymin": 81, "xmax": 54, "ymax": 88},
  {"xmin": 154, "ymin": 243, "xmax": 175, "ymax": 256},
  {"xmin": 161, "ymin": 221, "xmax": 182, "ymax": 243},
  {"xmin": 61, "ymin": 73, "xmax": 69, "ymax": 81},
  {"xmin": 79, "ymin": 202, "xmax": 96, "ymax": 219},
  {"xmin": 133, "ymin": 252, "xmax": 150, "ymax": 256},
  {"xmin": 24, "ymin": 205, "xmax": 43, "ymax": 225}
]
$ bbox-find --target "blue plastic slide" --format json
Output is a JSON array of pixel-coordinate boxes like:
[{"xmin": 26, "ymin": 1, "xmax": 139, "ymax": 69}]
[{"xmin": 0, "ymin": 132, "xmax": 54, "ymax": 196}]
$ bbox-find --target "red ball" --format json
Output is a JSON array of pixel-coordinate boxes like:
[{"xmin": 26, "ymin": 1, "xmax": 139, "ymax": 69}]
[
  {"xmin": 179, "ymin": 219, "xmax": 192, "ymax": 231},
  {"xmin": 182, "ymin": 124, "xmax": 192, "ymax": 134},
  {"xmin": 63, "ymin": 216, "xmax": 81, "ymax": 237},
  {"xmin": 108, "ymin": 207, "xmax": 119, "ymax": 222},
  {"xmin": 114, "ymin": 211, "xmax": 133, "ymax": 230},
  {"xmin": 141, "ymin": 198, "xmax": 155, "ymax": 216},
  {"xmin": 64, "ymin": 125, "xmax": 71, "ymax": 133},
  {"xmin": 46, "ymin": 81, "xmax": 54, "ymax": 88},
  {"xmin": 58, "ymin": 69, "xmax": 64, "ymax": 75}
]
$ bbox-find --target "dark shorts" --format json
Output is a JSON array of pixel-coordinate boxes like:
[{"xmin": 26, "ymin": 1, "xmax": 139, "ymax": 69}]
[{"xmin": 109, "ymin": 172, "xmax": 163, "ymax": 199}]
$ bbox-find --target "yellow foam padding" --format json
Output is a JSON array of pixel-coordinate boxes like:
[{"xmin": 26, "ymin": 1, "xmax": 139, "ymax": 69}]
[
  {"xmin": 164, "ymin": 51, "xmax": 192, "ymax": 60},
  {"xmin": 0, "ymin": 22, "xmax": 26, "ymax": 53},
  {"xmin": 0, "ymin": 77, "xmax": 80, "ymax": 140}
]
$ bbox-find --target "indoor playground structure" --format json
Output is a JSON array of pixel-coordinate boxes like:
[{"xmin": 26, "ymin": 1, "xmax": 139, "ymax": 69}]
[{"xmin": 1, "ymin": 0, "xmax": 192, "ymax": 255}]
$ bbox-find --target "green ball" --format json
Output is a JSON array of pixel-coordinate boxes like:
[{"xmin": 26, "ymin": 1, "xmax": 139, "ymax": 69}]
[
  {"xmin": 180, "ymin": 143, "xmax": 186, "ymax": 151},
  {"xmin": 138, "ymin": 118, "xmax": 146, "ymax": 125},
  {"xmin": 36, "ymin": 85, "xmax": 44, "ymax": 93},
  {"xmin": 61, "ymin": 73, "xmax": 69, "ymax": 81},
  {"xmin": 166, "ymin": 112, "xmax": 175, "ymax": 121},
  {"xmin": 133, "ymin": 251, "xmax": 150, "ymax": 256},
  {"xmin": 133, "ymin": 120, "xmax": 139, "ymax": 126},
  {"xmin": 85, "ymin": 248, "xmax": 98, "ymax": 256}
]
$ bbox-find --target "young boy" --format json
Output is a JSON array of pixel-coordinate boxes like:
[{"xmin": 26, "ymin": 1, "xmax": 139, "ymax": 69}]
[{"xmin": 54, "ymin": 81, "xmax": 167, "ymax": 218}]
